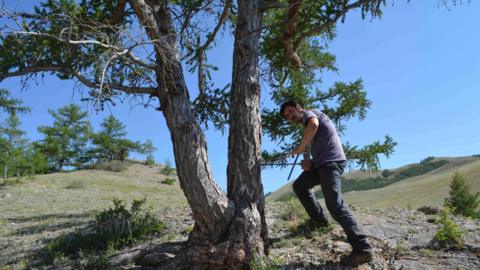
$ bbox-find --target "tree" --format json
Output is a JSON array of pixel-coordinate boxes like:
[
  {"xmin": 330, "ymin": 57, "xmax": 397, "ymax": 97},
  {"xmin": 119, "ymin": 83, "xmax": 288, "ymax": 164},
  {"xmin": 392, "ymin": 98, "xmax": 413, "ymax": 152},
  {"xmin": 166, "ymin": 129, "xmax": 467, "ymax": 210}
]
[
  {"xmin": 91, "ymin": 115, "xmax": 142, "ymax": 162},
  {"xmin": 0, "ymin": 89, "xmax": 31, "ymax": 182},
  {"xmin": 0, "ymin": 88, "xmax": 30, "ymax": 115},
  {"xmin": 1, "ymin": 0, "xmax": 447, "ymax": 268},
  {"xmin": 0, "ymin": 113, "xmax": 29, "ymax": 181},
  {"xmin": 140, "ymin": 139, "xmax": 156, "ymax": 165},
  {"xmin": 446, "ymin": 172, "xmax": 480, "ymax": 219},
  {"xmin": 36, "ymin": 104, "xmax": 92, "ymax": 171}
]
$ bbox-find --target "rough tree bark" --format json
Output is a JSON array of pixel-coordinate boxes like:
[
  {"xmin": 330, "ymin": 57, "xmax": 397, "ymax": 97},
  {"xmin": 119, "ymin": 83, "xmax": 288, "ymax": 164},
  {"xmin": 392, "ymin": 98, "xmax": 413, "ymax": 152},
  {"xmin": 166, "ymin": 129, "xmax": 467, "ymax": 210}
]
[
  {"xmin": 128, "ymin": 0, "xmax": 267, "ymax": 269},
  {"xmin": 227, "ymin": 0, "xmax": 269, "ymax": 263}
]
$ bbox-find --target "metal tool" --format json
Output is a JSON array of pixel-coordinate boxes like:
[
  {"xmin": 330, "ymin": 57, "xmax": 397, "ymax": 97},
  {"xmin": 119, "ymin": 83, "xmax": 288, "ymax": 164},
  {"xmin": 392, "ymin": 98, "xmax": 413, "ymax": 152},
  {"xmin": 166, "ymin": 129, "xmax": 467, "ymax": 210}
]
[
  {"xmin": 286, "ymin": 153, "xmax": 300, "ymax": 182},
  {"xmin": 287, "ymin": 151, "xmax": 311, "ymax": 181}
]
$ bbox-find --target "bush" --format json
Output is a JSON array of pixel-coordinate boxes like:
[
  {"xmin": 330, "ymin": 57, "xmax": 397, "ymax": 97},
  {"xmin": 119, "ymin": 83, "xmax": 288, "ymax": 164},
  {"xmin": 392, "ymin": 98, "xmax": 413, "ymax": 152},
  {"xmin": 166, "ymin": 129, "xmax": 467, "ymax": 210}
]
[
  {"xmin": 381, "ymin": 169, "xmax": 393, "ymax": 178},
  {"xmin": 445, "ymin": 172, "xmax": 480, "ymax": 219},
  {"xmin": 280, "ymin": 198, "xmax": 308, "ymax": 232},
  {"xmin": 161, "ymin": 177, "xmax": 176, "ymax": 185},
  {"xmin": 160, "ymin": 159, "xmax": 176, "ymax": 176},
  {"xmin": 276, "ymin": 192, "xmax": 296, "ymax": 202},
  {"xmin": 433, "ymin": 206, "xmax": 464, "ymax": 249},
  {"xmin": 145, "ymin": 154, "xmax": 155, "ymax": 166},
  {"xmin": 47, "ymin": 198, "xmax": 165, "ymax": 261},
  {"xmin": 420, "ymin": 156, "xmax": 435, "ymax": 164},
  {"xmin": 94, "ymin": 198, "xmax": 164, "ymax": 245},
  {"xmin": 397, "ymin": 160, "xmax": 448, "ymax": 179},
  {"xmin": 90, "ymin": 161, "xmax": 127, "ymax": 172}
]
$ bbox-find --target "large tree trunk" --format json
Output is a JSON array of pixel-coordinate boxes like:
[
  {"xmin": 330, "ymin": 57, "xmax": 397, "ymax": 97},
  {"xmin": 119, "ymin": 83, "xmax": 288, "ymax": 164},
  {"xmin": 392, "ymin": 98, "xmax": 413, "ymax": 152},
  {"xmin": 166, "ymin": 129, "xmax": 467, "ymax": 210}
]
[
  {"xmin": 227, "ymin": 0, "xmax": 268, "ymax": 263},
  {"xmin": 129, "ymin": 0, "xmax": 267, "ymax": 269}
]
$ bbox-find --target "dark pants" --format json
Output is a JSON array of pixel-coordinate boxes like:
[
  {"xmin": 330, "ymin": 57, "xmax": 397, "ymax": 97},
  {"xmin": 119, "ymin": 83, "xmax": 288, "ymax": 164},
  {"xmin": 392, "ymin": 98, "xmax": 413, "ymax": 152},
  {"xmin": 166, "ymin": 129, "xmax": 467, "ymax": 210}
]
[{"xmin": 292, "ymin": 161, "xmax": 372, "ymax": 252}]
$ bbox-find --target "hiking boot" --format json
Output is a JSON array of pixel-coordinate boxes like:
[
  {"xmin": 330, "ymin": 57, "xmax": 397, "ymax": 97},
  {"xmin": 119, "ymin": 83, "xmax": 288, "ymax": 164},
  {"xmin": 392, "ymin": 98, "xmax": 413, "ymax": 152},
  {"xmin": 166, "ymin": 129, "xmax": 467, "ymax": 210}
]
[{"xmin": 340, "ymin": 249, "xmax": 373, "ymax": 266}]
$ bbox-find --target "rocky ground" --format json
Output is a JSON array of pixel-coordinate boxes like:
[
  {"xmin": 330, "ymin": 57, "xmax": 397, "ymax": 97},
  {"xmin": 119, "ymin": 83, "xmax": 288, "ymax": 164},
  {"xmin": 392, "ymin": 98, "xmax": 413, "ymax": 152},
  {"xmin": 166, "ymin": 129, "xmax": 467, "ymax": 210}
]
[{"xmin": 108, "ymin": 202, "xmax": 480, "ymax": 270}]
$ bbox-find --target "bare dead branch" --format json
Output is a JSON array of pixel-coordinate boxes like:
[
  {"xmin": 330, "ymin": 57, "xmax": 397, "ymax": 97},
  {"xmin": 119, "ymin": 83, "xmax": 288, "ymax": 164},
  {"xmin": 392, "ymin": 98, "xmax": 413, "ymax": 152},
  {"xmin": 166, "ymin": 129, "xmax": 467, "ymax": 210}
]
[
  {"xmin": 0, "ymin": 65, "xmax": 156, "ymax": 95},
  {"xmin": 295, "ymin": 0, "xmax": 375, "ymax": 51},
  {"xmin": 195, "ymin": 0, "xmax": 232, "ymax": 95},
  {"xmin": 3, "ymin": 29, "xmax": 158, "ymax": 70}
]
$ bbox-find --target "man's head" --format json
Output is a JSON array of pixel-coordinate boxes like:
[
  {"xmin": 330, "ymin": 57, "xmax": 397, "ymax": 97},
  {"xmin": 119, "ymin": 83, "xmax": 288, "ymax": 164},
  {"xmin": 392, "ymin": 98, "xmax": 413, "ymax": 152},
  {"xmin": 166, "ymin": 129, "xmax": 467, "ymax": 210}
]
[{"xmin": 280, "ymin": 100, "xmax": 303, "ymax": 124}]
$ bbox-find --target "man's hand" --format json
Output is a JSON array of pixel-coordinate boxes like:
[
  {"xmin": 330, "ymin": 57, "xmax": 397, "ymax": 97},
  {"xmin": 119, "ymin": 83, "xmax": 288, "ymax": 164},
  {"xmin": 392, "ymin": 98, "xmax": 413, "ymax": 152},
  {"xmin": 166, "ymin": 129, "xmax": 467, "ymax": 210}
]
[
  {"xmin": 301, "ymin": 160, "xmax": 312, "ymax": 171},
  {"xmin": 290, "ymin": 146, "xmax": 306, "ymax": 156}
]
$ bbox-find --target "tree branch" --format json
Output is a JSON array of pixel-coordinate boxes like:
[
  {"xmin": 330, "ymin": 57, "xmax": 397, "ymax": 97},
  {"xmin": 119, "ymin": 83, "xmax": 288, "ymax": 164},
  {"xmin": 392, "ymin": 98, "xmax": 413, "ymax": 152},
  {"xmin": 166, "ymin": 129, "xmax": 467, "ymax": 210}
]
[
  {"xmin": 294, "ymin": 0, "xmax": 377, "ymax": 50},
  {"xmin": 282, "ymin": 0, "xmax": 303, "ymax": 69},
  {"xmin": 0, "ymin": 65, "xmax": 156, "ymax": 95},
  {"xmin": 3, "ymin": 30, "xmax": 158, "ymax": 70},
  {"xmin": 111, "ymin": 0, "xmax": 128, "ymax": 25},
  {"xmin": 282, "ymin": 0, "xmax": 381, "ymax": 70},
  {"xmin": 195, "ymin": 0, "xmax": 232, "ymax": 95},
  {"xmin": 259, "ymin": 0, "xmax": 285, "ymax": 12}
]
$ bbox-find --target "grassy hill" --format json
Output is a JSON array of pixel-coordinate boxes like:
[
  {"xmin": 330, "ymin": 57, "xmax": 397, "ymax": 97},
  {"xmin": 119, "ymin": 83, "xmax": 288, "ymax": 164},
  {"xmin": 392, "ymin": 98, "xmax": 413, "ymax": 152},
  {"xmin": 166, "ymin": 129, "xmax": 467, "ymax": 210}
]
[
  {"xmin": 0, "ymin": 161, "xmax": 187, "ymax": 268},
  {"xmin": 267, "ymin": 156, "xmax": 480, "ymax": 209},
  {"xmin": 1, "ymin": 157, "xmax": 479, "ymax": 269}
]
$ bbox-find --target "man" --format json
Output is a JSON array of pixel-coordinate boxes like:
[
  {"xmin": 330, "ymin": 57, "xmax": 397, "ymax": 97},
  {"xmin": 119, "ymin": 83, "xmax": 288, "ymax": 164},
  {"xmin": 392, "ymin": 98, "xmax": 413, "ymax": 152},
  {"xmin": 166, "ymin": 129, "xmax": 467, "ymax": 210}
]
[{"xmin": 280, "ymin": 100, "xmax": 373, "ymax": 266}]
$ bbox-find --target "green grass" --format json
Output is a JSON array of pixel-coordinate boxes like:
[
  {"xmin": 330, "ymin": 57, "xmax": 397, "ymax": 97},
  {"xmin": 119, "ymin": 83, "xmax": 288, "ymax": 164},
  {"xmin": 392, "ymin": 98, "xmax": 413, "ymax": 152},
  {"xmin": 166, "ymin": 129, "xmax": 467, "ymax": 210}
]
[
  {"xmin": 161, "ymin": 177, "xmax": 176, "ymax": 185},
  {"xmin": 89, "ymin": 160, "xmax": 129, "ymax": 172},
  {"xmin": 46, "ymin": 198, "xmax": 165, "ymax": 265},
  {"xmin": 0, "ymin": 162, "xmax": 186, "ymax": 268},
  {"xmin": 314, "ymin": 160, "xmax": 449, "ymax": 199},
  {"xmin": 268, "ymin": 157, "xmax": 480, "ymax": 210},
  {"xmin": 343, "ymin": 159, "xmax": 480, "ymax": 209},
  {"xmin": 64, "ymin": 180, "xmax": 86, "ymax": 189}
]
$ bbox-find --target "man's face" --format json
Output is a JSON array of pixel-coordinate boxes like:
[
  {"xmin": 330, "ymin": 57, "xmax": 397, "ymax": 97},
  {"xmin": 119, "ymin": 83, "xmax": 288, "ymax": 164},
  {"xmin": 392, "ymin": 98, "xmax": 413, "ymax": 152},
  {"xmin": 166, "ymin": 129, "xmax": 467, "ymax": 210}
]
[{"xmin": 283, "ymin": 106, "xmax": 302, "ymax": 124}]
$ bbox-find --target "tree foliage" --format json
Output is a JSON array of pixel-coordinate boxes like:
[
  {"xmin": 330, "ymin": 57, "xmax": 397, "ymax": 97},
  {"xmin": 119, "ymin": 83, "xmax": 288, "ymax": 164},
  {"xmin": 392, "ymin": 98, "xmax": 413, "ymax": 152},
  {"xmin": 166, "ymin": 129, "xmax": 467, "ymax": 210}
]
[
  {"xmin": 446, "ymin": 172, "xmax": 480, "ymax": 219},
  {"xmin": 91, "ymin": 115, "xmax": 143, "ymax": 162},
  {"xmin": 35, "ymin": 104, "xmax": 92, "ymax": 171},
  {"xmin": 260, "ymin": 0, "xmax": 397, "ymax": 169},
  {"xmin": 0, "ymin": 89, "xmax": 36, "ymax": 181},
  {"xmin": 0, "ymin": 89, "xmax": 31, "ymax": 115},
  {"xmin": 141, "ymin": 139, "xmax": 157, "ymax": 165},
  {"xmin": 0, "ymin": 0, "xmax": 399, "ymax": 170},
  {"xmin": 0, "ymin": 113, "xmax": 28, "ymax": 180}
]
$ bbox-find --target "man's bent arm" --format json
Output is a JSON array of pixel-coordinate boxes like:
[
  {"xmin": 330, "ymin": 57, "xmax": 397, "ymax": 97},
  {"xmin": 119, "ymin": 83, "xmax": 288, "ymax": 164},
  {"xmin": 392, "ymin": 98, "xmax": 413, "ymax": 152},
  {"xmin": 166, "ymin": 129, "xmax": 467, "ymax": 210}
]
[{"xmin": 292, "ymin": 117, "xmax": 319, "ymax": 155}]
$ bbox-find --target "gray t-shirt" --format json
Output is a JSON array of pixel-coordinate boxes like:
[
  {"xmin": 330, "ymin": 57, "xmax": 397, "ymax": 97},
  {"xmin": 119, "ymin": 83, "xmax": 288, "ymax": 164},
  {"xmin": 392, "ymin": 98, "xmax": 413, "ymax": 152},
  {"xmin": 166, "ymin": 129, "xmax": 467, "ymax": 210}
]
[{"xmin": 302, "ymin": 109, "xmax": 346, "ymax": 168}]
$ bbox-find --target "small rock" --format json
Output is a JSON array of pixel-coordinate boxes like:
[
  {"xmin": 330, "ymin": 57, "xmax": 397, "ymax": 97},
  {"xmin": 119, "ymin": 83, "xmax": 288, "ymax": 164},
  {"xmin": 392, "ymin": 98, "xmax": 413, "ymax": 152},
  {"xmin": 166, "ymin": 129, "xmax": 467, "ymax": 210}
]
[
  {"xmin": 417, "ymin": 206, "xmax": 441, "ymax": 215},
  {"xmin": 394, "ymin": 259, "xmax": 435, "ymax": 270},
  {"xmin": 109, "ymin": 250, "xmax": 141, "ymax": 267},
  {"xmin": 332, "ymin": 241, "xmax": 350, "ymax": 254},
  {"xmin": 137, "ymin": 252, "xmax": 175, "ymax": 266}
]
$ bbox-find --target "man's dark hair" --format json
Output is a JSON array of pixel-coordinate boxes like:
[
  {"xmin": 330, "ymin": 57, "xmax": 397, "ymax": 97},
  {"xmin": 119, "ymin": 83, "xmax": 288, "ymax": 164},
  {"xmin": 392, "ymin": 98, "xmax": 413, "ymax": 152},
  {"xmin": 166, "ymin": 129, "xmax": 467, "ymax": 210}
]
[{"xmin": 280, "ymin": 100, "xmax": 301, "ymax": 118}]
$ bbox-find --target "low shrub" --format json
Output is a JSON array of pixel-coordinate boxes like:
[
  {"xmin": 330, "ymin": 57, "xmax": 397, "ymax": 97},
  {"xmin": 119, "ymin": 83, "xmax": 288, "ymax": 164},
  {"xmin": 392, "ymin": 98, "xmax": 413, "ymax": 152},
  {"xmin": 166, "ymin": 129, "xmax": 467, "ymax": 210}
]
[
  {"xmin": 279, "ymin": 198, "xmax": 309, "ymax": 233},
  {"xmin": 420, "ymin": 156, "xmax": 435, "ymax": 164},
  {"xmin": 145, "ymin": 155, "xmax": 155, "ymax": 166},
  {"xmin": 161, "ymin": 166, "xmax": 176, "ymax": 176},
  {"xmin": 381, "ymin": 169, "xmax": 394, "ymax": 178},
  {"xmin": 47, "ymin": 198, "xmax": 165, "ymax": 262},
  {"xmin": 433, "ymin": 206, "xmax": 464, "ymax": 249},
  {"xmin": 161, "ymin": 177, "xmax": 176, "ymax": 185},
  {"xmin": 445, "ymin": 172, "xmax": 480, "ymax": 219},
  {"xmin": 160, "ymin": 159, "xmax": 176, "ymax": 176},
  {"xmin": 90, "ymin": 161, "xmax": 127, "ymax": 172}
]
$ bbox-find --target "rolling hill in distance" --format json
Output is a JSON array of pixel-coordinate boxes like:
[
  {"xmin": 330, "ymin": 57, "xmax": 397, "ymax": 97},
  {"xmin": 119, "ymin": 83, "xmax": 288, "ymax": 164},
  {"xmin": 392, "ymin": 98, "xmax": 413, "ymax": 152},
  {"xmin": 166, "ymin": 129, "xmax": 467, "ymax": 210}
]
[{"xmin": 266, "ymin": 155, "xmax": 480, "ymax": 209}]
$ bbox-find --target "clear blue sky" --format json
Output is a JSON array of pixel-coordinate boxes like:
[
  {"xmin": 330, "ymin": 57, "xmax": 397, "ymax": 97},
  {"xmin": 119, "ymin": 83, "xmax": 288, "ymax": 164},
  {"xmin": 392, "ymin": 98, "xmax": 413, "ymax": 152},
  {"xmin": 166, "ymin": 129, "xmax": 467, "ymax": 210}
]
[{"xmin": 1, "ymin": 1, "xmax": 479, "ymax": 193}]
